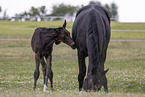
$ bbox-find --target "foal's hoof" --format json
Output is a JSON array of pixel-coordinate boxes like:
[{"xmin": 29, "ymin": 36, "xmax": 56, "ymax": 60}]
[
  {"xmin": 43, "ymin": 85, "xmax": 48, "ymax": 92},
  {"xmin": 33, "ymin": 86, "xmax": 36, "ymax": 91},
  {"xmin": 51, "ymin": 88, "xmax": 54, "ymax": 91},
  {"xmin": 79, "ymin": 88, "xmax": 82, "ymax": 91}
]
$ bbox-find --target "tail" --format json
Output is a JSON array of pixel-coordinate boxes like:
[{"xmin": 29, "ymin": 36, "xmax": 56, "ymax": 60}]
[{"xmin": 87, "ymin": 9, "xmax": 105, "ymax": 70}]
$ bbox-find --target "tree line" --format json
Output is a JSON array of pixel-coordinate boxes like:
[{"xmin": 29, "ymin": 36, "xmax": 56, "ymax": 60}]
[{"xmin": 0, "ymin": 1, "xmax": 118, "ymax": 21}]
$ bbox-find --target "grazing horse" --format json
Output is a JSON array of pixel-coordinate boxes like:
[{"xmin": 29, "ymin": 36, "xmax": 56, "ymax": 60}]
[
  {"xmin": 72, "ymin": 5, "xmax": 110, "ymax": 92},
  {"xmin": 31, "ymin": 20, "xmax": 76, "ymax": 91}
]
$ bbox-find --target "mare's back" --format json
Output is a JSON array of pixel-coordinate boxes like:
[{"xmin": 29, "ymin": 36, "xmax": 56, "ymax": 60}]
[{"xmin": 72, "ymin": 5, "xmax": 110, "ymax": 45}]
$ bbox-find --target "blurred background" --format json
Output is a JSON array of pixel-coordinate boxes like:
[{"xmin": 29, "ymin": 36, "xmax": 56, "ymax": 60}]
[{"xmin": 0, "ymin": 0, "xmax": 145, "ymax": 22}]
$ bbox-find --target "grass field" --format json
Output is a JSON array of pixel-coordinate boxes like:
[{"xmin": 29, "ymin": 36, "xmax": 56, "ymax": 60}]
[{"xmin": 0, "ymin": 21, "xmax": 145, "ymax": 97}]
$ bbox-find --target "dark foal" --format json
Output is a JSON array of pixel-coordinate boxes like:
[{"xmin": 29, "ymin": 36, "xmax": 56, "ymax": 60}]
[{"xmin": 31, "ymin": 20, "xmax": 75, "ymax": 91}]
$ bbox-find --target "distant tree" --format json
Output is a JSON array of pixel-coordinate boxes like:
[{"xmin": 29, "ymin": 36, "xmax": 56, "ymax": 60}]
[
  {"xmin": 88, "ymin": 1, "xmax": 118, "ymax": 21},
  {"xmin": 0, "ymin": 6, "xmax": 1, "ymax": 13},
  {"xmin": 12, "ymin": 6, "xmax": 47, "ymax": 21},
  {"xmin": 3, "ymin": 9, "xmax": 9, "ymax": 20},
  {"xmin": 39, "ymin": 6, "xmax": 47, "ymax": 16},
  {"xmin": 89, "ymin": 1, "xmax": 102, "ymax": 5},
  {"xmin": 51, "ymin": 4, "xmax": 79, "ymax": 16},
  {"xmin": 110, "ymin": 2, "xmax": 118, "ymax": 20},
  {"xmin": 0, "ymin": 6, "xmax": 1, "ymax": 19},
  {"xmin": 20, "ymin": 11, "xmax": 30, "ymax": 20},
  {"xmin": 39, "ymin": 6, "xmax": 47, "ymax": 20},
  {"xmin": 29, "ymin": 7, "xmax": 40, "ymax": 17},
  {"xmin": 23, "ymin": 11, "xmax": 28, "ymax": 16},
  {"xmin": 104, "ymin": 4, "xmax": 110, "ymax": 13}
]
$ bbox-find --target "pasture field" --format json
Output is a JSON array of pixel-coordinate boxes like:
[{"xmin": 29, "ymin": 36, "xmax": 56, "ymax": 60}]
[{"xmin": 0, "ymin": 21, "xmax": 145, "ymax": 97}]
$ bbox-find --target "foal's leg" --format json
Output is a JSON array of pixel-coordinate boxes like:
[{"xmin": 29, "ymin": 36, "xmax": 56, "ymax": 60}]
[
  {"xmin": 33, "ymin": 53, "xmax": 41, "ymax": 90},
  {"xmin": 43, "ymin": 54, "xmax": 53, "ymax": 91},
  {"xmin": 41, "ymin": 57, "xmax": 47, "ymax": 90},
  {"xmin": 78, "ymin": 51, "xmax": 86, "ymax": 91},
  {"xmin": 47, "ymin": 54, "xmax": 53, "ymax": 89}
]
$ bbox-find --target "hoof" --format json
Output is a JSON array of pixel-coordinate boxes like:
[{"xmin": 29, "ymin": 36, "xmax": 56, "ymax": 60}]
[{"xmin": 43, "ymin": 85, "xmax": 48, "ymax": 92}]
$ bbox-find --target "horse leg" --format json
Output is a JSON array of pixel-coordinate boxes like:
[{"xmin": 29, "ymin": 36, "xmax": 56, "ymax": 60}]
[
  {"xmin": 40, "ymin": 57, "xmax": 47, "ymax": 90},
  {"xmin": 101, "ymin": 48, "xmax": 108, "ymax": 92},
  {"xmin": 33, "ymin": 53, "xmax": 41, "ymax": 90},
  {"xmin": 44, "ymin": 54, "xmax": 53, "ymax": 91},
  {"xmin": 47, "ymin": 54, "xmax": 53, "ymax": 90},
  {"xmin": 103, "ymin": 76, "xmax": 108, "ymax": 92},
  {"xmin": 78, "ymin": 51, "xmax": 86, "ymax": 91}
]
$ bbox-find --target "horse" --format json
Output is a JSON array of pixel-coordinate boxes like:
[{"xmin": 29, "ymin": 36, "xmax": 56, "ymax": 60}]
[
  {"xmin": 31, "ymin": 20, "xmax": 76, "ymax": 91},
  {"xmin": 72, "ymin": 5, "xmax": 111, "ymax": 92}
]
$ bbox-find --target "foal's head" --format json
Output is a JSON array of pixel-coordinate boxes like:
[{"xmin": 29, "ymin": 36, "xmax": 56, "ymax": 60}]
[{"xmin": 56, "ymin": 20, "xmax": 76, "ymax": 49}]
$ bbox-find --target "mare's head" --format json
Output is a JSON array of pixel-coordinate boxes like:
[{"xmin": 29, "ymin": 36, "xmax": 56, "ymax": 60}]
[
  {"xmin": 83, "ymin": 67, "xmax": 109, "ymax": 92},
  {"xmin": 56, "ymin": 20, "xmax": 76, "ymax": 49}
]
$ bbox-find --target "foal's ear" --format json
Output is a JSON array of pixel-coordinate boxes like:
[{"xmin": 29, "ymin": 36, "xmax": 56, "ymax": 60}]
[{"xmin": 62, "ymin": 19, "xmax": 67, "ymax": 28}]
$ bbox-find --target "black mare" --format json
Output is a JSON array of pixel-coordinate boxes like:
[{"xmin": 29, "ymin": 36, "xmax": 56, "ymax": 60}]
[
  {"xmin": 31, "ymin": 20, "xmax": 75, "ymax": 91},
  {"xmin": 72, "ymin": 5, "xmax": 111, "ymax": 92}
]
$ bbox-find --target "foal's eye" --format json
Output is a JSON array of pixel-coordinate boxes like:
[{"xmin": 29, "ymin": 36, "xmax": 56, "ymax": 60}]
[{"xmin": 63, "ymin": 36, "xmax": 66, "ymax": 40}]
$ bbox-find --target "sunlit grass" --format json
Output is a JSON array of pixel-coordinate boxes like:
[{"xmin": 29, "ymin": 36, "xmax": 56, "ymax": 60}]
[
  {"xmin": 1, "ymin": 21, "xmax": 145, "ymax": 39},
  {"xmin": 0, "ymin": 21, "xmax": 73, "ymax": 39},
  {"xmin": 0, "ymin": 21, "xmax": 145, "ymax": 96},
  {"xmin": 0, "ymin": 40, "xmax": 145, "ymax": 96},
  {"xmin": 111, "ymin": 22, "xmax": 145, "ymax": 30}
]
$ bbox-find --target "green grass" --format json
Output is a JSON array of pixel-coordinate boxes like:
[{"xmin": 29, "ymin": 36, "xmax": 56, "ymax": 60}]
[
  {"xmin": 111, "ymin": 22, "xmax": 145, "ymax": 39},
  {"xmin": 0, "ymin": 21, "xmax": 73, "ymax": 39},
  {"xmin": 1, "ymin": 21, "xmax": 145, "ymax": 39},
  {"xmin": 0, "ymin": 21, "xmax": 145, "ymax": 97},
  {"xmin": 111, "ymin": 22, "xmax": 145, "ymax": 30}
]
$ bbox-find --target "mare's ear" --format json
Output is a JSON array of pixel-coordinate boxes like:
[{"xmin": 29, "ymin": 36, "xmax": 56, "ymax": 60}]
[
  {"xmin": 101, "ymin": 68, "xmax": 109, "ymax": 76},
  {"xmin": 62, "ymin": 19, "xmax": 67, "ymax": 28}
]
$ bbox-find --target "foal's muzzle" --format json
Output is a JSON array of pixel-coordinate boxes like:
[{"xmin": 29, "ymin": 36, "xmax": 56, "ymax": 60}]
[{"xmin": 71, "ymin": 44, "xmax": 76, "ymax": 49}]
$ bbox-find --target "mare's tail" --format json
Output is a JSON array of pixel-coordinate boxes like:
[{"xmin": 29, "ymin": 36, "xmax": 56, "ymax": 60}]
[{"xmin": 87, "ymin": 9, "xmax": 105, "ymax": 70}]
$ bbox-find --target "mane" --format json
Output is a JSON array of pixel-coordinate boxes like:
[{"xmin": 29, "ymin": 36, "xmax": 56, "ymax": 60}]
[
  {"xmin": 47, "ymin": 27, "xmax": 63, "ymax": 30},
  {"xmin": 36, "ymin": 27, "xmax": 63, "ymax": 32},
  {"xmin": 42, "ymin": 27, "xmax": 60, "ymax": 30}
]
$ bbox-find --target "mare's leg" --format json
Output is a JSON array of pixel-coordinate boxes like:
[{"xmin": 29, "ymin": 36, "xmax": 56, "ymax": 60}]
[
  {"xmin": 103, "ymin": 76, "xmax": 108, "ymax": 92},
  {"xmin": 41, "ymin": 57, "xmax": 47, "ymax": 90},
  {"xmin": 78, "ymin": 50, "xmax": 86, "ymax": 91},
  {"xmin": 33, "ymin": 53, "xmax": 41, "ymax": 90},
  {"xmin": 100, "ymin": 48, "xmax": 108, "ymax": 92},
  {"xmin": 43, "ymin": 54, "xmax": 53, "ymax": 91}
]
